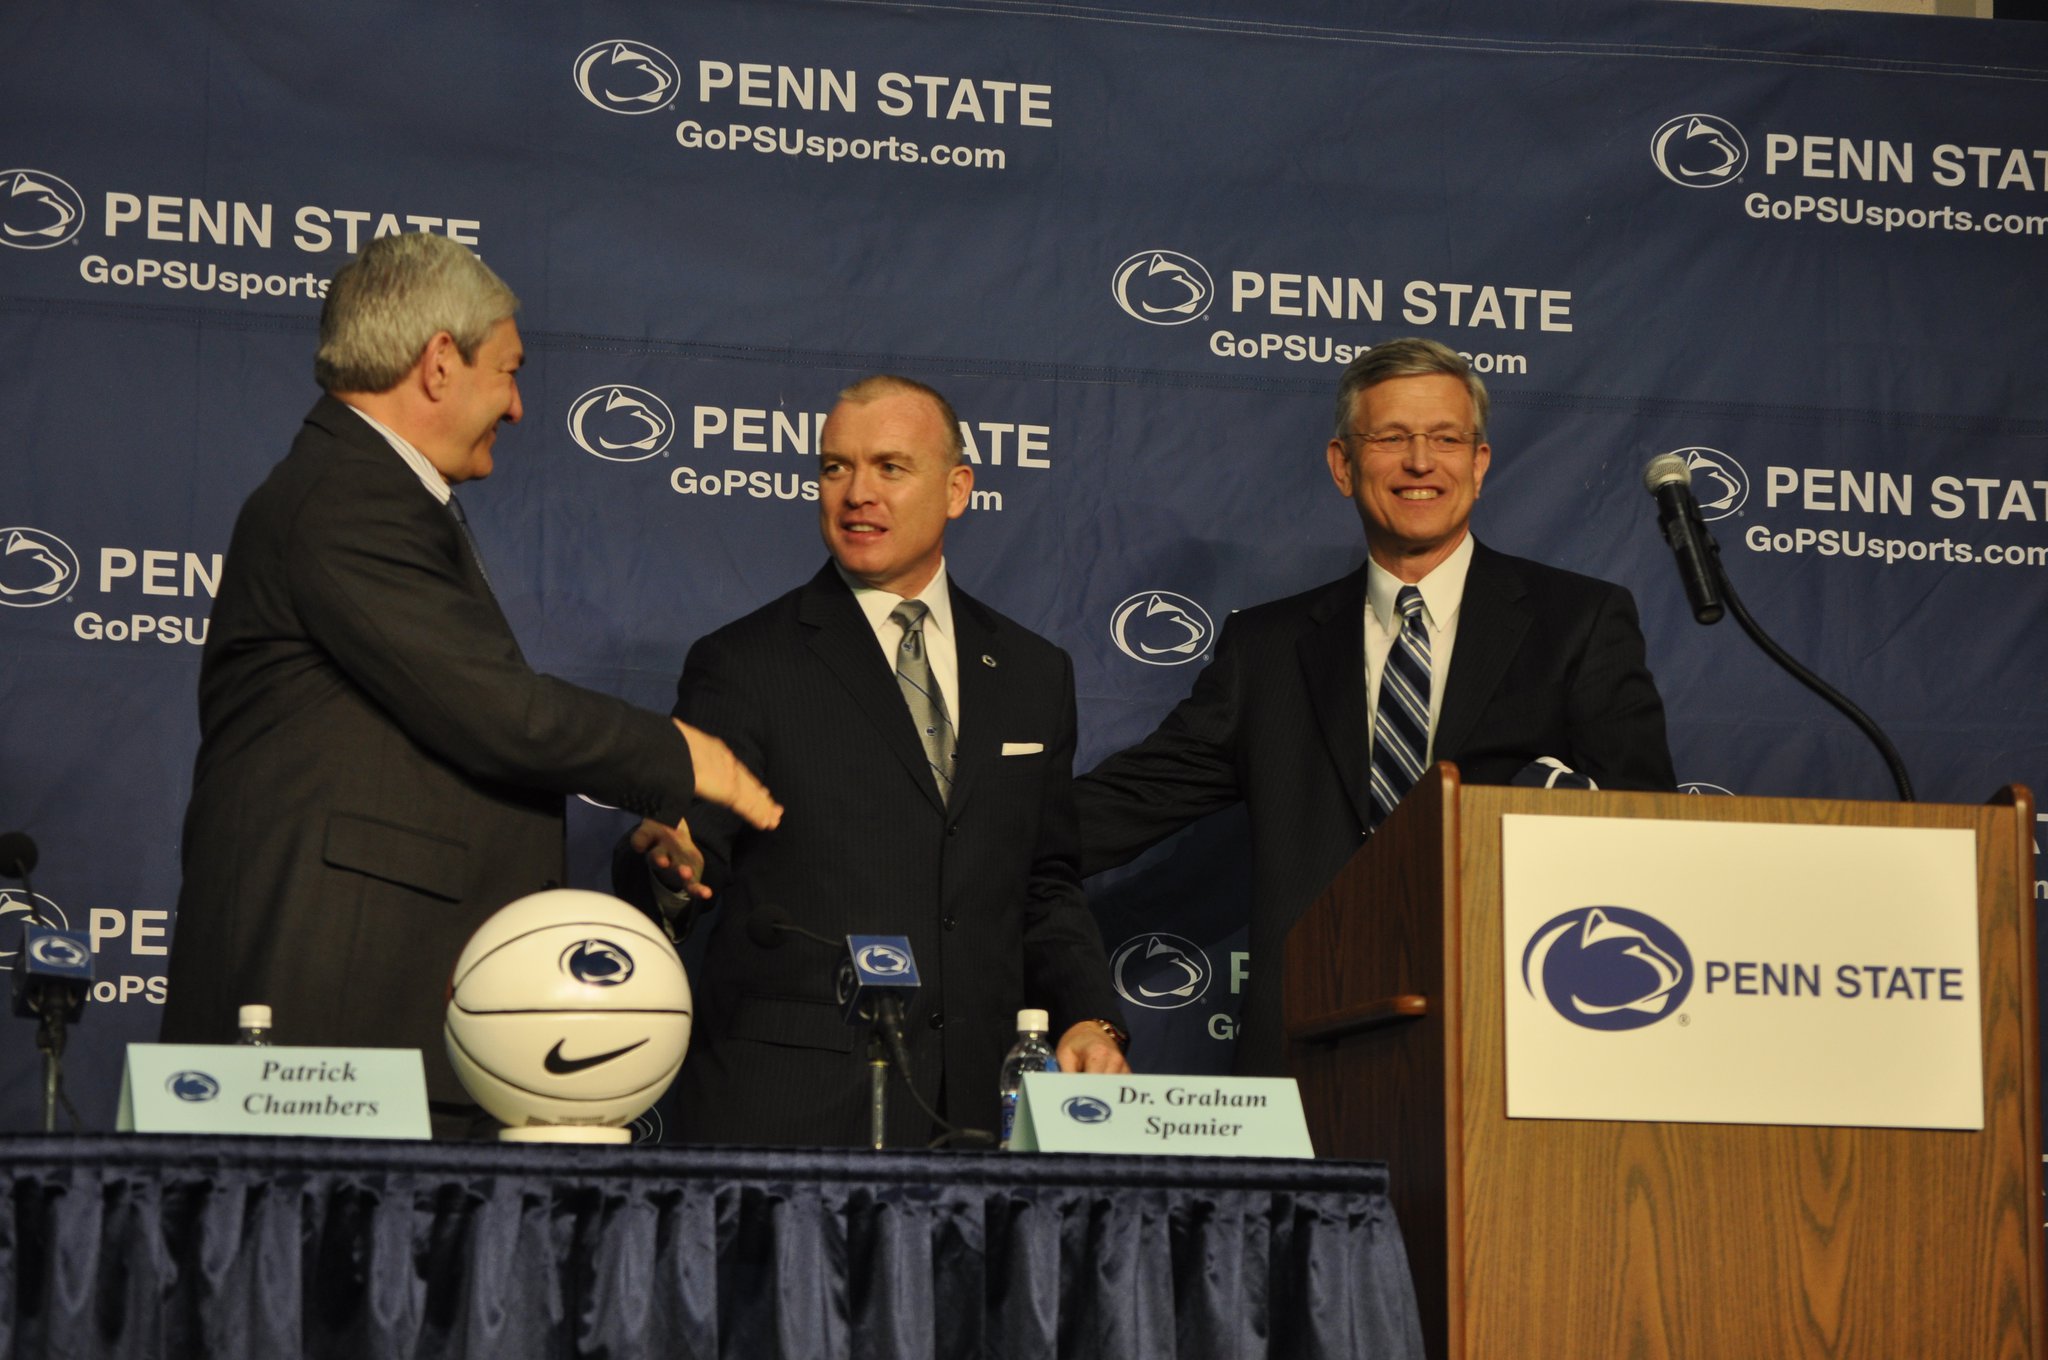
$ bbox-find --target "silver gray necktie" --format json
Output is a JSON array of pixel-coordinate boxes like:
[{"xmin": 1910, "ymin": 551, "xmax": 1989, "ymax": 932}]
[{"xmin": 890, "ymin": 600, "xmax": 956, "ymax": 803}]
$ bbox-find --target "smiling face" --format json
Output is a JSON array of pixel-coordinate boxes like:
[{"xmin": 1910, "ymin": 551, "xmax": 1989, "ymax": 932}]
[
  {"xmin": 1326, "ymin": 372, "xmax": 1491, "ymax": 582},
  {"xmin": 442, "ymin": 318, "xmax": 524, "ymax": 482},
  {"xmin": 415, "ymin": 317, "xmax": 525, "ymax": 484},
  {"xmin": 817, "ymin": 388, "xmax": 973, "ymax": 597}
]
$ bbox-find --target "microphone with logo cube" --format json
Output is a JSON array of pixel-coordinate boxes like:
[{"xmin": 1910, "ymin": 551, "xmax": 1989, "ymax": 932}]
[
  {"xmin": 748, "ymin": 905, "xmax": 987, "ymax": 1148},
  {"xmin": 3, "ymin": 831, "xmax": 94, "ymax": 1133}
]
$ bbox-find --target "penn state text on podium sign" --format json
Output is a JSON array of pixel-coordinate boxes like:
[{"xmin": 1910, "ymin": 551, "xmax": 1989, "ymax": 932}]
[{"xmin": 1283, "ymin": 764, "xmax": 2043, "ymax": 1360}]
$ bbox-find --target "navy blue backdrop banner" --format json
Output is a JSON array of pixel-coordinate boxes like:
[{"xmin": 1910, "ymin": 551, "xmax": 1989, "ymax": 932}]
[{"xmin": 1, "ymin": 0, "xmax": 2044, "ymax": 1132}]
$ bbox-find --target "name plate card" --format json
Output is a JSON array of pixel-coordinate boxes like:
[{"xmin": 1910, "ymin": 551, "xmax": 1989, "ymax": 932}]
[
  {"xmin": 1501, "ymin": 815, "xmax": 1981, "ymax": 1130},
  {"xmin": 1008, "ymin": 1073, "xmax": 1313, "ymax": 1157},
  {"xmin": 118, "ymin": 1044, "xmax": 431, "ymax": 1139}
]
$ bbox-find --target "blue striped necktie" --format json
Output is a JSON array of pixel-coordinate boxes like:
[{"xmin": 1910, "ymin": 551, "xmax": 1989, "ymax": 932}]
[
  {"xmin": 890, "ymin": 600, "xmax": 956, "ymax": 804},
  {"xmin": 1369, "ymin": 585, "xmax": 1431, "ymax": 829}
]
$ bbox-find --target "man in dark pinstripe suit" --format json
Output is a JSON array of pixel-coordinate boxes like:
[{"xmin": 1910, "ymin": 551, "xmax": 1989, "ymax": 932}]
[{"xmin": 621, "ymin": 375, "xmax": 1128, "ymax": 1147}]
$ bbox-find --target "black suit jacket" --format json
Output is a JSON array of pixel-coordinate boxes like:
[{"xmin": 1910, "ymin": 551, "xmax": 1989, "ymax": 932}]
[
  {"xmin": 620, "ymin": 563, "xmax": 1123, "ymax": 1147},
  {"xmin": 1076, "ymin": 540, "xmax": 1674, "ymax": 1075},
  {"xmin": 161, "ymin": 396, "xmax": 696, "ymax": 1103}
]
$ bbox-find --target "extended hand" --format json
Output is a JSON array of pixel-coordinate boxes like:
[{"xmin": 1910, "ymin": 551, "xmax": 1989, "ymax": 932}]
[
  {"xmin": 1056, "ymin": 1022, "xmax": 1132, "ymax": 1076},
  {"xmin": 631, "ymin": 817, "xmax": 710, "ymax": 900},
  {"xmin": 674, "ymin": 719, "xmax": 782, "ymax": 830}
]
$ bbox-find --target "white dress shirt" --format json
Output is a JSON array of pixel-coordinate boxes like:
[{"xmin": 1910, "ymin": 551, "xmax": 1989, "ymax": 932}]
[{"xmin": 841, "ymin": 561, "xmax": 962, "ymax": 727}]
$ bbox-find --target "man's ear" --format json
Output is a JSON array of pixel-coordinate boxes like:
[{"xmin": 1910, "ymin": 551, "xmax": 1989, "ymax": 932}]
[
  {"xmin": 945, "ymin": 462, "xmax": 975, "ymax": 520},
  {"xmin": 1326, "ymin": 439, "xmax": 1355, "ymax": 496},
  {"xmin": 417, "ymin": 331, "xmax": 461, "ymax": 401}
]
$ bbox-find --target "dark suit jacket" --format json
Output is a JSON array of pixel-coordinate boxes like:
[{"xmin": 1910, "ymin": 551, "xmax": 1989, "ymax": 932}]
[
  {"xmin": 161, "ymin": 395, "xmax": 697, "ymax": 1103},
  {"xmin": 619, "ymin": 563, "xmax": 1123, "ymax": 1147},
  {"xmin": 1076, "ymin": 540, "xmax": 1674, "ymax": 1076}
]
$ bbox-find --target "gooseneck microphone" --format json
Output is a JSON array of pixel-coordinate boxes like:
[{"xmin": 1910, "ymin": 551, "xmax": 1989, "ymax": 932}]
[
  {"xmin": 746, "ymin": 905, "xmax": 919, "ymax": 1066},
  {"xmin": 1643, "ymin": 453, "xmax": 1726, "ymax": 626},
  {"xmin": 1639, "ymin": 456, "xmax": 1915, "ymax": 802},
  {"xmin": 742, "ymin": 904, "xmax": 993, "ymax": 1148},
  {"xmin": 745, "ymin": 903, "xmax": 839, "ymax": 953}
]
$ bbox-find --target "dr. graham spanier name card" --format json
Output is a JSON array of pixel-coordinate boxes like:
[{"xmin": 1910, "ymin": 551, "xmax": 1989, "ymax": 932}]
[
  {"xmin": 1501, "ymin": 815, "xmax": 1980, "ymax": 1130},
  {"xmin": 1009, "ymin": 1073, "xmax": 1313, "ymax": 1155}
]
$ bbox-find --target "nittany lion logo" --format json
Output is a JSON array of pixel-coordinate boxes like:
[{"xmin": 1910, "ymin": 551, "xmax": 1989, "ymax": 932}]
[
  {"xmin": 560, "ymin": 938, "xmax": 636, "ymax": 986},
  {"xmin": 1110, "ymin": 933, "xmax": 1212, "ymax": 1011},
  {"xmin": 1110, "ymin": 591, "xmax": 1213, "ymax": 666},
  {"xmin": 1522, "ymin": 906, "xmax": 1693, "ymax": 1031},
  {"xmin": 567, "ymin": 385, "xmax": 675, "ymax": 462},
  {"xmin": 1062, "ymin": 1095, "xmax": 1113, "ymax": 1124},
  {"xmin": 573, "ymin": 41, "xmax": 681, "ymax": 115},
  {"xmin": 0, "ymin": 528, "xmax": 80, "ymax": 607},
  {"xmin": 1663, "ymin": 447, "xmax": 1749, "ymax": 521},
  {"xmin": 167, "ymin": 1071, "xmax": 221, "ymax": 1103},
  {"xmin": 1650, "ymin": 115, "xmax": 1749, "ymax": 188},
  {"xmin": 0, "ymin": 170, "xmax": 86, "ymax": 249},
  {"xmin": 854, "ymin": 943, "xmax": 912, "ymax": 976},
  {"xmin": 26, "ymin": 933, "xmax": 88, "ymax": 970},
  {"xmin": 1111, "ymin": 250, "xmax": 1213, "ymax": 326},
  {"xmin": 0, "ymin": 890, "xmax": 68, "ymax": 970}
]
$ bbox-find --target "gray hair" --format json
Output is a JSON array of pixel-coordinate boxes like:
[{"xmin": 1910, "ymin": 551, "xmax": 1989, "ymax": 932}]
[
  {"xmin": 837, "ymin": 373, "xmax": 966, "ymax": 465},
  {"xmin": 313, "ymin": 234, "xmax": 519, "ymax": 394},
  {"xmin": 1330, "ymin": 337, "xmax": 1489, "ymax": 443}
]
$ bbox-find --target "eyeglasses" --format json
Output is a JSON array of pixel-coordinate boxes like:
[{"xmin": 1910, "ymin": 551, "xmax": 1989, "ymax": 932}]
[{"xmin": 1346, "ymin": 430, "xmax": 1478, "ymax": 456}]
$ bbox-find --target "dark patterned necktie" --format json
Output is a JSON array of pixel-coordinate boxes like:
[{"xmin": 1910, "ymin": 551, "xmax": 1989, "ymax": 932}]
[
  {"xmin": 890, "ymin": 600, "xmax": 956, "ymax": 803},
  {"xmin": 446, "ymin": 494, "xmax": 493, "ymax": 592},
  {"xmin": 1368, "ymin": 585, "xmax": 1431, "ymax": 829}
]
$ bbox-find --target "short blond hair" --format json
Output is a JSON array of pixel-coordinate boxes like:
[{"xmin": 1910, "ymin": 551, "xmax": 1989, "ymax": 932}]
[{"xmin": 837, "ymin": 374, "xmax": 965, "ymax": 464}]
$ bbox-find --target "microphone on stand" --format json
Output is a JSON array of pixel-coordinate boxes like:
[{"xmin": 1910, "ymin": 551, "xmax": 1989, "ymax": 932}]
[
  {"xmin": 743, "ymin": 905, "xmax": 990, "ymax": 1148},
  {"xmin": 1638, "ymin": 456, "xmax": 1915, "ymax": 802},
  {"xmin": 1643, "ymin": 453, "xmax": 1726, "ymax": 626},
  {"xmin": 2, "ymin": 833, "xmax": 93, "ymax": 1133}
]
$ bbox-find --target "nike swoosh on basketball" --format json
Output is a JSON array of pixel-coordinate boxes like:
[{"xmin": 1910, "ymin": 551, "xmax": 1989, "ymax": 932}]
[{"xmin": 543, "ymin": 1037, "xmax": 649, "ymax": 1075}]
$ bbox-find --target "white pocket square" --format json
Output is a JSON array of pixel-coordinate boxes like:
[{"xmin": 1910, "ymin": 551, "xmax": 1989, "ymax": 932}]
[{"xmin": 1000, "ymin": 742, "xmax": 1045, "ymax": 756}]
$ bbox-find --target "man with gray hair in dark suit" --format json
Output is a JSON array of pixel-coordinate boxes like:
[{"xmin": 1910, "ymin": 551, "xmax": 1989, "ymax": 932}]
[{"xmin": 161, "ymin": 231, "xmax": 779, "ymax": 1135}]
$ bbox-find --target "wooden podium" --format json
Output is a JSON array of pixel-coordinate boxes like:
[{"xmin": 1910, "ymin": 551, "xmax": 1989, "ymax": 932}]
[{"xmin": 1284, "ymin": 765, "xmax": 2044, "ymax": 1360}]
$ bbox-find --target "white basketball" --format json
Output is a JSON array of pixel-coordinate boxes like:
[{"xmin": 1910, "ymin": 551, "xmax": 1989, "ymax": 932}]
[{"xmin": 444, "ymin": 889, "xmax": 691, "ymax": 1129}]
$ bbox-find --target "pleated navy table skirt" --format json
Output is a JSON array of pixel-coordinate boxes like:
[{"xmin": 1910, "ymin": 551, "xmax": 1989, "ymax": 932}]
[{"xmin": 0, "ymin": 1135, "xmax": 1423, "ymax": 1359}]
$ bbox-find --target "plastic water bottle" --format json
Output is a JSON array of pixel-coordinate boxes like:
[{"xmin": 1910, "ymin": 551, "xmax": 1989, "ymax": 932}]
[
  {"xmin": 998, "ymin": 1008, "xmax": 1059, "ymax": 1150},
  {"xmin": 236, "ymin": 1003, "xmax": 274, "ymax": 1046}
]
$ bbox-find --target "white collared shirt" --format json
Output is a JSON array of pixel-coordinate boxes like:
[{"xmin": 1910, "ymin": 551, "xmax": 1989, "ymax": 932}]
[
  {"xmin": 1362, "ymin": 532, "xmax": 1475, "ymax": 765},
  {"xmin": 341, "ymin": 402, "xmax": 451, "ymax": 506},
  {"xmin": 840, "ymin": 561, "xmax": 962, "ymax": 726}
]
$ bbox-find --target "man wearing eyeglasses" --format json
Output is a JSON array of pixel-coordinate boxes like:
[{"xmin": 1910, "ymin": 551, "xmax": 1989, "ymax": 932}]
[{"xmin": 1075, "ymin": 336, "xmax": 1673, "ymax": 1077}]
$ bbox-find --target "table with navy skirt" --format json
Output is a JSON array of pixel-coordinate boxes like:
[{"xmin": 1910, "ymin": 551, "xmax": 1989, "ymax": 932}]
[{"xmin": 0, "ymin": 1134, "xmax": 1423, "ymax": 1359}]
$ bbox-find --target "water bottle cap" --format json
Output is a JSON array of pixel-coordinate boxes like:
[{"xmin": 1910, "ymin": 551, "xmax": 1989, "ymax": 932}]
[
  {"xmin": 238, "ymin": 1004, "xmax": 272, "ymax": 1029},
  {"xmin": 1016, "ymin": 1008, "xmax": 1049, "ymax": 1033}
]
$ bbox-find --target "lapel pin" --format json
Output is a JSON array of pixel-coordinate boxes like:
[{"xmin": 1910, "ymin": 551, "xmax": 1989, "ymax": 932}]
[{"xmin": 981, "ymin": 654, "xmax": 997, "ymax": 667}]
